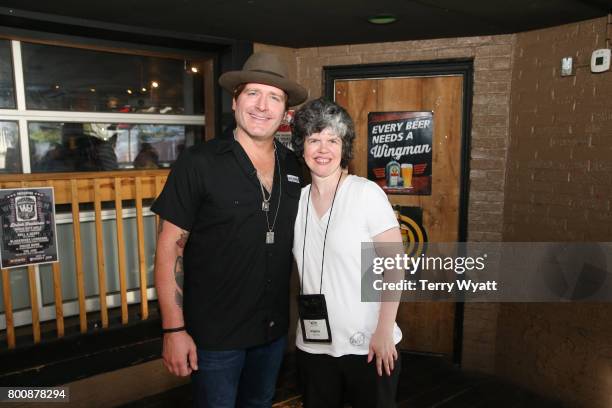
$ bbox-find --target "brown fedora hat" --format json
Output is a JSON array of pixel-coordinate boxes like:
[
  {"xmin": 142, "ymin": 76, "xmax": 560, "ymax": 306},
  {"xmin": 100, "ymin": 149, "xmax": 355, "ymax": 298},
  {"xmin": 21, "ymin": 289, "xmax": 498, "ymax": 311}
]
[{"xmin": 219, "ymin": 52, "xmax": 308, "ymax": 107}]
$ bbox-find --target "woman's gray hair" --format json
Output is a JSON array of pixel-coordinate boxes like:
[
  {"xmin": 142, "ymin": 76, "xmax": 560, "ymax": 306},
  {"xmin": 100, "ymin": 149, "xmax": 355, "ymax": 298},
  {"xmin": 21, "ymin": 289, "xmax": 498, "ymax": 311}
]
[{"xmin": 291, "ymin": 98, "xmax": 355, "ymax": 168}]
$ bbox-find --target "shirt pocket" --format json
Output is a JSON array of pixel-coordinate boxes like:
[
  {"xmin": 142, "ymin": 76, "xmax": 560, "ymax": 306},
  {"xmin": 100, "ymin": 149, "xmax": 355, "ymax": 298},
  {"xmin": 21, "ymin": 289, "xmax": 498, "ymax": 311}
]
[{"xmin": 196, "ymin": 194, "xmax": 258, "ymax": 230}]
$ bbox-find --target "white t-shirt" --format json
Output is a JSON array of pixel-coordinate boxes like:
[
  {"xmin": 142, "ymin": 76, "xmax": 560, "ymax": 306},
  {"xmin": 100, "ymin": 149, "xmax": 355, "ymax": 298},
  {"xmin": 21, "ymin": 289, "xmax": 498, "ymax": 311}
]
[{"xmin": 293, "ymin": 175, "xmax": 403, "ymax": 357}]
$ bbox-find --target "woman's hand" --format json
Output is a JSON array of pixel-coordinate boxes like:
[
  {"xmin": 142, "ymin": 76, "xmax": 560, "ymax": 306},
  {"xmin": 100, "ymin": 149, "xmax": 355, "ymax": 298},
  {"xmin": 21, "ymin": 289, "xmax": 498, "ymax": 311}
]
[
  {"xmin": 369, "ymin": 226, "xmax": 402, "ymax": 376},
  {"xmin": 367, "ymin": 327, "xmax": 398, "ymax": 376}
]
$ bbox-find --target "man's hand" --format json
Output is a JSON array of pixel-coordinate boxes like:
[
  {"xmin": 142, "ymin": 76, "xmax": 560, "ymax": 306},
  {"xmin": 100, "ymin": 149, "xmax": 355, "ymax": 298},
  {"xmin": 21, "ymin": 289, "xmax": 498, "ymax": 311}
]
[
  {"xmin": 367, "ymin": 327, "xmax": 398, "ymax": 376},
  {"xmin": 155, "ymin": 218, "xmax": 194, "ymax": 376},
  {"xmin": 162, "ymin": 331, "xmax": 198, "ymax": 376}
]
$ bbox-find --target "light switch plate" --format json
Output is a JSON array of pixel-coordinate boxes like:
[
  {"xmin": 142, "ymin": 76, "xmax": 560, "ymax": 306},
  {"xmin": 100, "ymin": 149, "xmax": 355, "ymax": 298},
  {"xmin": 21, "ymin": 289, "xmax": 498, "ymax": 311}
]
[
  {"xmin": 561, "ymin": 57, "xmax": 574, "ymax": 76},
  {"xmin": 591, "ymin": 49, "xmax": 611, "ymax": 73}
]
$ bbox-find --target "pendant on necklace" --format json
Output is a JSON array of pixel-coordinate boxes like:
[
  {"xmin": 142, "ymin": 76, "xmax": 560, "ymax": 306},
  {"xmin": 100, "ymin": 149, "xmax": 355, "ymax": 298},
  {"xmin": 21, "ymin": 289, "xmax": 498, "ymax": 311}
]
[
  {"xmin": 262, "ymin": 201, "xmax": 270, "ymax": 212},
  {"xmin": 266, "ymin": 231, "xmax": 275, "ymax": 244}
]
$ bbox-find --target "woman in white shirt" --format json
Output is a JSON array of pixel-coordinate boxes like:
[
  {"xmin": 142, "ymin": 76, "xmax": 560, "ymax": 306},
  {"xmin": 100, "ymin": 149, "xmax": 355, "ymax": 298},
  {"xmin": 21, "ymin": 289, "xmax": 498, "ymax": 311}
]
[{"xmin": 291, "ymin": 98, "xmax": 403, "ymax": 408}]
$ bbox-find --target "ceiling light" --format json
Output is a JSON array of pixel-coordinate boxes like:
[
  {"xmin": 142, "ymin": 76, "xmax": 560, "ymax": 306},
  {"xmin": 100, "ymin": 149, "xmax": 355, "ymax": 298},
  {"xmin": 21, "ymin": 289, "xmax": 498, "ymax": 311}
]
[
  {"xmin": 127, "ymin": 89, "xmax": 133, "ymax": 94},
  {"xmin": 141, "ymin": 87, "xmax": 147, "ymax": 92},
  {"xmin": 54, "ymin": 84, "xmax": 60, "ymax": 89},
  {"xmin": 368, "ymin": 14, "xmax": 397, "ymax": 25},
  {"xmin": 191, "ymin": 66, "xmax": 199, "ymax": 73},
  {"xmin": 151, "ymin": 81, "xmax": 159, "ymax": 88},
  {"xmin": 90, "ymin": 88, "xmax": 96, "ymax": 92}
]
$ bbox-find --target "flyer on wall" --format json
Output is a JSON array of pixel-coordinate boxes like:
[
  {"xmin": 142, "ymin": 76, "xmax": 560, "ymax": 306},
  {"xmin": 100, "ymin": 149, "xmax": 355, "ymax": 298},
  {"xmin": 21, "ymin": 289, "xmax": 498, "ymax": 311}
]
[
  {"xmin": 367, "ymin": 111, "xmax": 433, "ymax": 195},
  {"xmin": 0, "ymin": 187, "xmax": 58, "ymax": 269},
  {"xmin": 274, "ymin": 109, "xmax": 295, "ymax": 150}
]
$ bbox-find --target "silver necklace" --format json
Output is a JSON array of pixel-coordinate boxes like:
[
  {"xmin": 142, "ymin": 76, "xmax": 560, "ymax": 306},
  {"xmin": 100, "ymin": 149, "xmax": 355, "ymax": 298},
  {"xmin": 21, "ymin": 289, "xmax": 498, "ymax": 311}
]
[
  {"xmin": 256, "ymin": 146, "xmax": 282, "ymax": 244},
  {"xmin": 258, "ymin": 172, "xmax": 273, "ymax": 212},
  {"xmin": 234, "ymin": 130, "xmax": 282, "ymax": 244}
]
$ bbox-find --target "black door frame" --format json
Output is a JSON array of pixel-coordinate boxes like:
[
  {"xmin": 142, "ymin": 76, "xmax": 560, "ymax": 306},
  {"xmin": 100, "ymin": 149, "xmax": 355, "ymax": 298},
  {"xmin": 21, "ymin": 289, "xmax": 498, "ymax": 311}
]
[{"xmin": 324, "ymin": 59, "xmax": 473, "ymax": 365}]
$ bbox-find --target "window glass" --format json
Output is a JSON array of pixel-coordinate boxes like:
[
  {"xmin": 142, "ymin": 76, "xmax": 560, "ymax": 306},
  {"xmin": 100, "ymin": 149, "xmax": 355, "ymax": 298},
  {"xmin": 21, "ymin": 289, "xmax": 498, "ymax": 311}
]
[
  {"xmin": 0, "ymin": 40, "xmax": 16, "ymax": 109},
  {"xmin": 0, "ymin": 267, "xmax": 29, "ymax": 312},
  {"xmin": 22, "ymin": 43, "xmax": 204, "ymax": 114},
  {"xmin": 40, "ymin": 214, "xmax": 157, "ymax": 305},
  {"xmin": 0, "ymin": 121, "xmax": 22, "ymax": 173},
  {"xmin": 28, "ymin": 122, "xmax": 202, "ymax": 173}
]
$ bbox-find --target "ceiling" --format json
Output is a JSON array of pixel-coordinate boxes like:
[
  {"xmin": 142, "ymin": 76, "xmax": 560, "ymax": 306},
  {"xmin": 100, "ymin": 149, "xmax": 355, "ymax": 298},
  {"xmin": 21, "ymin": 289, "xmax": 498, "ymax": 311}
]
[{"xmin": 0, "ymin": 0, "xmax": 610, "ymax": 48}]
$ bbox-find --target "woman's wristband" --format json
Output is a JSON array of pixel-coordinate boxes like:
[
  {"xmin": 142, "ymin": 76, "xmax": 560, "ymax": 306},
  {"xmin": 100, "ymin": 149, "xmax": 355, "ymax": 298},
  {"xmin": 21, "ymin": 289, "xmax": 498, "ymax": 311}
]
[{"xmin": 162, "ymin": 326, "xmax": 186, "ymax": 334}]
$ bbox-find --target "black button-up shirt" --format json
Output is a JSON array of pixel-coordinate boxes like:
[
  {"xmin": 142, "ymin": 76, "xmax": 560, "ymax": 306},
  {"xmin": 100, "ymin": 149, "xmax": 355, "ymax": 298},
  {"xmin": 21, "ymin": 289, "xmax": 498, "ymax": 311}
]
[{"xmin": 151, "ymin": 137, "xmax": 301, "ymax": 350}]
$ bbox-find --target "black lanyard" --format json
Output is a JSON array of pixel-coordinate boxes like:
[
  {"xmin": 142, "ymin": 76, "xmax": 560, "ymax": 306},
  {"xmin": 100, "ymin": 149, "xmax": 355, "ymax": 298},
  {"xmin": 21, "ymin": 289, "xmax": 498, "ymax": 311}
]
[{"xmin": 300, "ymin": 171, "xmax": 344, "ymax": 295}]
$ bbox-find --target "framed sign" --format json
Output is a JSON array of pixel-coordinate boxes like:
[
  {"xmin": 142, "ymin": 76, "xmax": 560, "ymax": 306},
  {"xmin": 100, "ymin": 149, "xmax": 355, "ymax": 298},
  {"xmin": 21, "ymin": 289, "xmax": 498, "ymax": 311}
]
[
  {"xmin": 0, "ymin": 187, "xmax": 58, "ymax": 268},
  {"xmin": 274, "ymin": 109, "xmax": 295, "ymax": 150},
  {"xmin": 368, "ymin": 111, "xmax": 433, "ymax": 195}
]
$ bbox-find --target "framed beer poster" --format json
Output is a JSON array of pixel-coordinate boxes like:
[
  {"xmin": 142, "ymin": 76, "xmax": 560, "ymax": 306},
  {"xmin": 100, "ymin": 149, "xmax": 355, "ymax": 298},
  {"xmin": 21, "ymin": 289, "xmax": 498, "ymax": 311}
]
[
  {"xmin": 367, "ymin": 111, "xmax": 433, "ymax": 195},
  {"xmin": 0, "ymin": 187, "xmax": 58, "ymax": 269}
]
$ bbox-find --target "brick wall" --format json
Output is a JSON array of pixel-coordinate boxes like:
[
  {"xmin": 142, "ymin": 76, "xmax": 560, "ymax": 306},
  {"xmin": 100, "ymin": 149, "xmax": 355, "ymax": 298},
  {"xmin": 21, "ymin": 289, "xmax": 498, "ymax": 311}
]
[
  {"xmin": 258, "ymin": 37, "xmax": 516, "ymax": 244},
  {"xmin": 504, "ymin": 17, "xmax": 611, "ymax": 242},
  {"xmin": 257, "ymin": 35, "xmax": 516, "ymax": 373},
  {"xmin": 497, "ymin": 16, "xmax": 612, "ymax": 408},
  {"xmin": 263, "ymin": 35, "xmax": 515, "ymax": 242},
  {"xmin": 257, "ymin": 19, "xmax": 612, "ymax": 404}
]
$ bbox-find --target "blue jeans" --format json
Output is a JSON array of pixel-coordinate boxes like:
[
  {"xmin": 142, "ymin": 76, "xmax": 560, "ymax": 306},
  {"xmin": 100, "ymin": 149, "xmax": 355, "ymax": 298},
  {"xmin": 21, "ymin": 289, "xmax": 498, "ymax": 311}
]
[{"xmin": 191, "ymin": 336, "xmax": 287, "ymax": 408}]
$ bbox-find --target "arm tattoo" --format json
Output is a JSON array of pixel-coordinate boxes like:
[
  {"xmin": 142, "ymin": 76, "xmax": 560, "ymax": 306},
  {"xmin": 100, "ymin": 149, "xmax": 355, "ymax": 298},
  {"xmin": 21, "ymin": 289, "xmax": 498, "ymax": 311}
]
[
  {"xmin": 176, "ymin": 230, "xmax": 189, "ymax": 249},
  {"xmin": 174, "ymin": 255, "xmax": 184, "ymax": 308},
  {"xmin": 157, "ymin": 219, "xmax": 164, "ymax": 235},
  {"xmin": 173, "ymin": 230, "xmax": 188, "ymax": 307}
]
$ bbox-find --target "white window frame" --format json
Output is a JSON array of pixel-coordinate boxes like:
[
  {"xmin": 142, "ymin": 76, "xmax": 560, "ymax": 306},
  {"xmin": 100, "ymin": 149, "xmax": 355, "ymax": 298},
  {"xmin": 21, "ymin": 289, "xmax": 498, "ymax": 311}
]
[
  {"xmin": 0, "ymin": 38, "xmax": 208, "ymax": 329},
  {"xmin": 5, "ymin": 40, "xmax": 206, "ymax": 174}
]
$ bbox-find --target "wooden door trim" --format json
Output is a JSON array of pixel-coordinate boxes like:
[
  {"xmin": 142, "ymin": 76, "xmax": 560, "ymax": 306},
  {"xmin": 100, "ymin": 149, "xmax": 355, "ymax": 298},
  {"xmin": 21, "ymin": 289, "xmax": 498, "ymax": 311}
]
[{"xmin": 324, "ymin": 59, "xmax": 473, "ymax": 366}]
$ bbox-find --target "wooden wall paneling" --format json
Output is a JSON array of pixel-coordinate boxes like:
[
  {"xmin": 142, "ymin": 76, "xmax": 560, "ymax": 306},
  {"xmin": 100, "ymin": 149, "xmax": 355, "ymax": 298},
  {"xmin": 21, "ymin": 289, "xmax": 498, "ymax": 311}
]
[
  {"xmin": 51, "ymin": 261, "xmax": 64, "ymax": 338},
  {"xmin": 47, "ymin": 180, "xmax": 65, "ymax": 338},
  {"xmin": 335, "ymin": 79, "xmax": 378, "ymax": 177},
  {"xmin": 134, "ymin": 177, "xmax": 149, "ymax": 320},
  {"xmin": 377, "ymin": 77, "xmax": 426, "ymax": 213},
  {"xmin": 0, "ymin": 170, "xmax": 169, "ymax": 205},
  {"xmin": 377, "ymin": 77, "xmax": 423, "ymax": 110},
  {"xmin": 420, "ymin": 76, "xmax": 463, "ymax": 242},
  {"xmin": 27, "ymin": 265, "xmax": 41, "ymax": 343},
  {"xmin": 1, "ymin": 268, "xmax": 15, "ymax": 348},
  {"xmin": 114, "ymin": 178, "xmax": 129, "ymax": 324},
  {"xmin": 93, "ymin": 179, "xmax": 109, "ymax": 328},
  {"xmin": 70, "ymin": 179, "xmax": 88, "ymax": 333},
  {"xmin": 395, "ymin": 76, "xmax": 462, "ymax": 355},
  {"xmin": 334, "ymin": 74, "xmax": 464, "ymax": 357},
  {"xmin": 0, "ymin": 172, "xmax": 168, "ymax": 345}
]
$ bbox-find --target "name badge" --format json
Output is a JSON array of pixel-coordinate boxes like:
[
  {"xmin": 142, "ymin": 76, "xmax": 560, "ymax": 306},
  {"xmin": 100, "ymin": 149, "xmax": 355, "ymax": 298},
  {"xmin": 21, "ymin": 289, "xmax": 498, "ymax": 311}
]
[
  {"xmin": 287, "ymin": 174, "xmax": 300, "ymax": 183},
  {"xmin": 297, "ymin": 294, "xmax": 332, "ymax": 343}
]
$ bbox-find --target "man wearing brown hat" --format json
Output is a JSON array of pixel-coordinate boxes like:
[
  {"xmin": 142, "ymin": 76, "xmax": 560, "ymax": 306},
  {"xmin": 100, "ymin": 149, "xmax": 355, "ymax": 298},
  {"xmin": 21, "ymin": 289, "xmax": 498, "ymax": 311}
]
[{"xmin": 152, "ymin": 52, "xmax": 307, "ymax": 407}]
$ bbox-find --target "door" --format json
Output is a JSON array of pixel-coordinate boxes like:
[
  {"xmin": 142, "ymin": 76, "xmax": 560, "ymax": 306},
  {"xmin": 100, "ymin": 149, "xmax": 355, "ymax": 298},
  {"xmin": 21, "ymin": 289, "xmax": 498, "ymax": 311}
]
[{"xmin": 326, "ymin": 62, "xmax": 471, "ymax": 359}]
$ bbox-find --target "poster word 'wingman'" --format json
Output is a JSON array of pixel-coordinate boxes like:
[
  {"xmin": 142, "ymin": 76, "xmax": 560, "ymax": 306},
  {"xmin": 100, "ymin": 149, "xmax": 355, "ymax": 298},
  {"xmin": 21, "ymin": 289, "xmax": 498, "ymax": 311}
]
[{"xmin": 368, "ymin": 111, "xmax": 433, "ymax": 195}]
